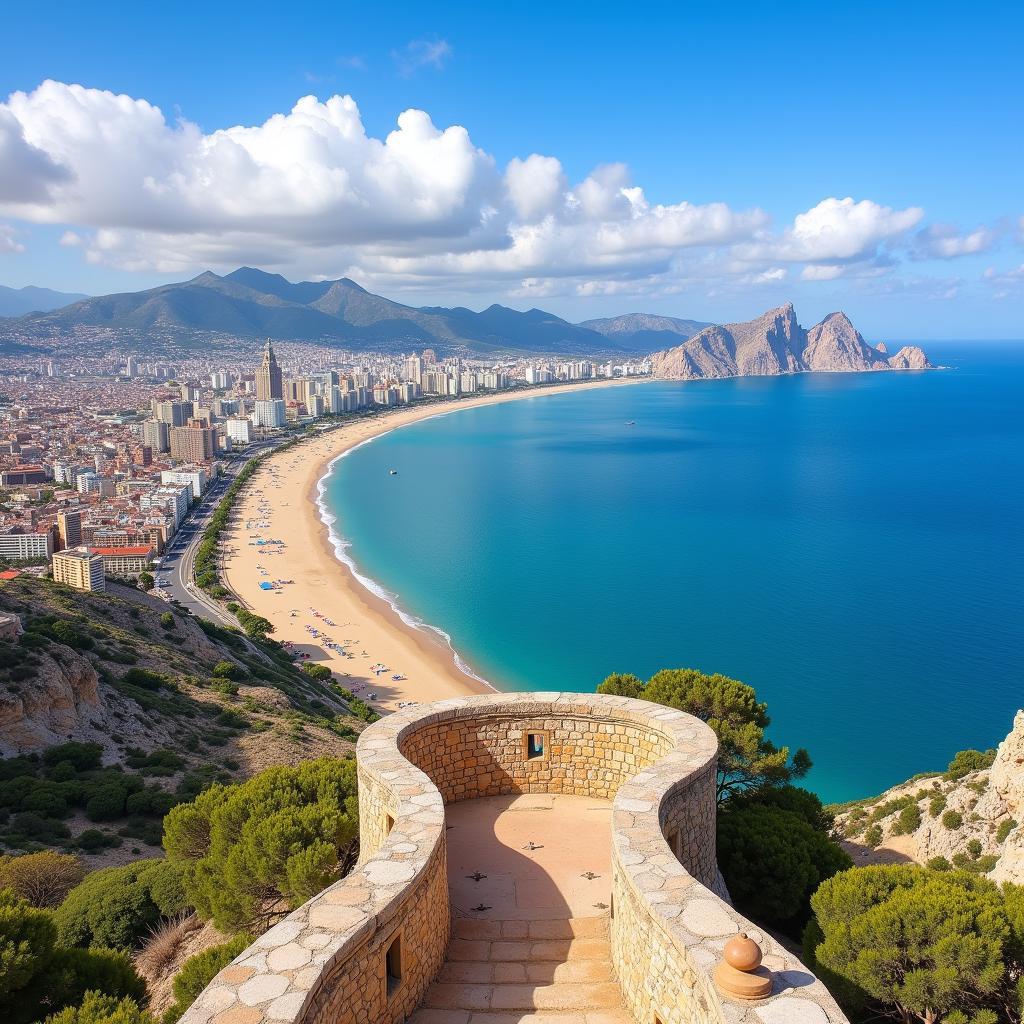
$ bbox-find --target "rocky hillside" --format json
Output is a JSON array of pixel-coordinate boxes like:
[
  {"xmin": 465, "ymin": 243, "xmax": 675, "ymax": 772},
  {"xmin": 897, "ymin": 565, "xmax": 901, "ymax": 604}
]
[
  {"xmin": 649, "ymin": 303, "xmax": 931, "ymax": 379},
  {"xmin": 832, "ymin": 711, "xmax": 1023, "ymax": 884},
  {"xmin": 0, "ymin": 575, "xmax": 372, "ymax": 862}
]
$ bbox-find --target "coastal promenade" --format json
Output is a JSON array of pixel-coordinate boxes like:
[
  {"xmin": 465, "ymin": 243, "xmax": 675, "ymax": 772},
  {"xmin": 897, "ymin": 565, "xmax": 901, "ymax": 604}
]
[{"xmin": 219, "ymin": 378, "xmax": 648, "ymax": 710}]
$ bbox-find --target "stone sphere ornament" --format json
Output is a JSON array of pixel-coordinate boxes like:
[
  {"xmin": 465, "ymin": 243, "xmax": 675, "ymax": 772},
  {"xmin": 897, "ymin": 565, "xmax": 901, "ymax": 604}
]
[{"xmin": 713, "ymin": 932, "xmax": 773, "ymax": 1001}]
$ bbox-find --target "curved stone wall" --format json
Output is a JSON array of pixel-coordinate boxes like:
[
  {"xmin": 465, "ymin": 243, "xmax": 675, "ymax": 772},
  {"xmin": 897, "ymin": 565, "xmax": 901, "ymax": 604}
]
[{"xmin": 179, "ymin": 693, "xmax": 849, "ymax": 1024}]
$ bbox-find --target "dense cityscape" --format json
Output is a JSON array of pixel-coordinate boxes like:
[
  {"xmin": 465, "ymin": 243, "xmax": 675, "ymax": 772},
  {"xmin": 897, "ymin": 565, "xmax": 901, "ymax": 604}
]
[{"xmin": 0, "ymin": 339, "xmax": 649, "ymax": 586}]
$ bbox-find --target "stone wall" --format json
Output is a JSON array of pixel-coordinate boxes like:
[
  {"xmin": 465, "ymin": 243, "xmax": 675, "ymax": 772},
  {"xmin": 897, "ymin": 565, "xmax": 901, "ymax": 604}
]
[{"xmin": 180, "ymin": 693, "xmax": 849, "ymax": 1024}]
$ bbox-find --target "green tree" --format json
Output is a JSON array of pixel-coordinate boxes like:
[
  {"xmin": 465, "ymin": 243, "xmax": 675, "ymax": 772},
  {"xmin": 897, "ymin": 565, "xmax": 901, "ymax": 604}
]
[
  {"xmin": 596, "ymin": 668, "xmax": 810, "ymax": 800},
  {"xmin": 137, "ymin": 573, "xmax": 154, "ymax": 592},
  {"xmin": 210, "ymin": 661, "xmax": 239, "ymax": 680},
  {"xmin": 595, "ymin": 673, "xmax": 645, "ymax": 698},
  {"xmin": 301, "ymin": 663, "xmax": 332, "ymax": 681},
  {"xmin": 0, "ymin": 888, "xmax": 56, "ymax": 1000},
  {"xmin": 717, "ymin": 804, "xmax": 851, "ymax": 932},
  {"xmin": 806, "ymin": 865, "xmax": 1020, "ymax": 1024},
  {"xmin": 164, "ymin": 759, "xmax": 358, "ymax": 931},
  {"xmin": 44, "ymin": 991, "xmax": 155, "ymax": 1024}
]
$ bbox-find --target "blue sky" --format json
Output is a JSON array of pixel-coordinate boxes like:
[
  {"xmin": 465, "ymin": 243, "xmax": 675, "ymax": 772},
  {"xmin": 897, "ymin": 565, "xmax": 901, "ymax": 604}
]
[{"xmin": 0, "ymin": 0, "xmax": 1021, "ymax": 338}]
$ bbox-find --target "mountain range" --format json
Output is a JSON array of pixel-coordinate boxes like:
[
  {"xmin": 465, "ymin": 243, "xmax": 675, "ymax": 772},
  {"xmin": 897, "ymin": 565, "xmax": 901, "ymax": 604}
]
[
  {"xmin": 1, "ymin": 267, "xmax": 677, "ymax": 356},
  {"xmin": 0, "ymin": 269, "xmax": 930, "ymax": 373},
  {"xmin": 0, "ymin": 284, "xmax": 90, "ymax": 317},
  {"xmin": 649, "ymin": 303, "xmax": 931, "ymax": 379}
]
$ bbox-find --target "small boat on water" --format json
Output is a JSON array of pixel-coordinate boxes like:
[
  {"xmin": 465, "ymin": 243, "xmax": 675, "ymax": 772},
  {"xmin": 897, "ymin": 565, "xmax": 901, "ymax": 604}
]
[
  {"xmin": 626, "ymin": 420, "xmax": 636, "ymax": 426},
  {"xmin": 389, "ymin": 469, "xmax": 398, "ymax": 475}
]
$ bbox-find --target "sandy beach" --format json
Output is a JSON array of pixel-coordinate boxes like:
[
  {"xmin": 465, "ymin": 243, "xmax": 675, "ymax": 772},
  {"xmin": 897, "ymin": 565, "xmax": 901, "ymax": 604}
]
[{"xmin": 220, "ymin": 378, "xmax": 645, "ymax": 710}]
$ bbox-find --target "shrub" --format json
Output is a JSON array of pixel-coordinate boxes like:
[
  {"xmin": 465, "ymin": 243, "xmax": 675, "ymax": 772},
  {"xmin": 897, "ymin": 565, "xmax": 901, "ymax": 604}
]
[
  {"xmin": 44, "ymin": 991, "xmax": 156, "ymax": 1024},
  {"xmin": 163, "ymin": 933, "xmax": 253, "ymax": 1023},
  {"xmin": 0, "ymin": 852, "xmax": 85, "ymax": 907},
  {"xmin": 716, "ymin": 803, "xmax": 851, "ymax": 932},
  {"xmin": 926, "ymin": 856, "xmax": 952, "ymax": 871},
  {"xmin": 0, "ymin": 887, "xmax": 56, "ymax": 1001},
  {"xmin": 929, "ymin": 794, "xmax": 947, "ymax": 817},
  {"xmin": 892, "ymin": 803, "xmax": 922, "ymax": 836},
  {"xmin": 945, "ymin": 748, "xmax": 996, "ymax": 781},
  {"xmin": 75, "ymin": 830, "xmax": 119, "ymax": 853},
  {"xmin": 86, "ymin": 785, "xmax": 128, "ymax": 822},
  {"xmin": 45, "ymin": 743, "xmax": 103, "ymax": 772},
  {"xmin": 159, "ymin": 613, "xmax": 176, "ymax": 630},
  {"xmin": 863, "ymin": 824, "xmax": 883, "ymax": 848},
  {"xmin": 996, "ymin": 818, "xmax": 1017, "ymax": 843},
  {"xmin": 210, "ymin": 661, "xmax": 239, "ymax": 680},
  {"xmin": 120, "ymin": 669, "xmax": 165, "ymax": 692},
  {"xmin": 164, "ymin": 758, "xmax": 359, "ymax": 931},
  {"xmin": 301, "ymin": 663, "xmax": 332, "ymax": 681},
  {"xmin": 54, "ymin": 861, "xmax": 178, "ymax": 950},
  {"xmin": 942, "ymin": 809, "xmax": 964, "ymax": 830}
]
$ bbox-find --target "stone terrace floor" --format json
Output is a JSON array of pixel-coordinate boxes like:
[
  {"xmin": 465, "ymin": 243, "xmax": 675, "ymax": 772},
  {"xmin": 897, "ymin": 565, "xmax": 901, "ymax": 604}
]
[{"xmin": 409, "ymin": 793, "xmax": 633, "ymax": 1024}]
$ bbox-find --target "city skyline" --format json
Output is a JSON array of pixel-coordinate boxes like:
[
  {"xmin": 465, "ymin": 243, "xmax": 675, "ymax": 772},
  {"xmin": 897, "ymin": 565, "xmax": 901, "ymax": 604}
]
[{"xmin": 0, "ymin": 1, "xmax": 1022, "ymax": 339}]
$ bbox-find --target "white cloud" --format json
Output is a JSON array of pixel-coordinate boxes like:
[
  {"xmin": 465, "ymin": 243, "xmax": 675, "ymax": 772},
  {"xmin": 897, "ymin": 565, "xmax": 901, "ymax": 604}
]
[
  {"xmin": 0, "ymin": 81, "xmax": 772, "ymax": 292},
  {"xmin": 392, "ymin": 38, "xmax": 453, "ymax": 76},
  {"xmin": 983, "ymin": 263, "xmax": 1024, "ymax": 299},
  {"xmin": 0, "ymin": 223, "xmax": 25, "ymax": 253},
  {"xmin": 505, "ymin": 154, "xmax": 565, "ymax": 222},
  {"xmin": 0, "ymin": 80, "xmax": 1002, "ymax": 304},
  {"xmin": 912, "ymin": 222, "xmax": 997, "ymax": 259}
]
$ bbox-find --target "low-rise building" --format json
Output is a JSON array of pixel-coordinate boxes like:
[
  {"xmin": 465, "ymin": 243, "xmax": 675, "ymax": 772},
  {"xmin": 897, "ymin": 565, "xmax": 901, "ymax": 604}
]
[{"xmin": 88, "ymin": 545, "xmax": 154, "ymax": 578}]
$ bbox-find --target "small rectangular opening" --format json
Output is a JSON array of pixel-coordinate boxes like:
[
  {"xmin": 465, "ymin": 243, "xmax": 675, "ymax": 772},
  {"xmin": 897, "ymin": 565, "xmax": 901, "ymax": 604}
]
[
  {"xmin": 385, "ymin": 935, "xmax": 402, "ymax": 997},
  {"xmin": 527, "ymin": 733, "xmax": 545, "ymax": 759}
]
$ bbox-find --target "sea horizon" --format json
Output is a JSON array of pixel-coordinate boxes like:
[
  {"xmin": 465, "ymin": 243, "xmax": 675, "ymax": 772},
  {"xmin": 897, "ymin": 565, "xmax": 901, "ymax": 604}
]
[{"xmin": 323, "ymin": 341, "xmax": 1024, "ymax": 804}]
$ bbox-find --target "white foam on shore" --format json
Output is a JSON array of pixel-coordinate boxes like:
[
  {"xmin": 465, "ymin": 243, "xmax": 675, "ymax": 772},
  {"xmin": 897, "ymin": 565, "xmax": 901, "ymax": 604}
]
[{"xmin": 315, "ymin": 432, "xmax": 496, "ymax": 690}]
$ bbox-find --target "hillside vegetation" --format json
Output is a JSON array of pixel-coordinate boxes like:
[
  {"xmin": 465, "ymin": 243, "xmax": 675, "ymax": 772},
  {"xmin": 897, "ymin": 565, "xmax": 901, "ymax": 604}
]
[{"xmin": 0, "ymin": 575, "xmax": 372, "ymax": 864}]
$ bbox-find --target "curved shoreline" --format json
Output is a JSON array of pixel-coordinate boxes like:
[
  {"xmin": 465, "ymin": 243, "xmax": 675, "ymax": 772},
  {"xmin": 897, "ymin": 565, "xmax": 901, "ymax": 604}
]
[
  {"xmin": 315, "ymin": 436, "xmax": 495, "ymax": 689},
  {"xmin": 221, "ymin": 378, "xmax": 650, "ymax": 709}
]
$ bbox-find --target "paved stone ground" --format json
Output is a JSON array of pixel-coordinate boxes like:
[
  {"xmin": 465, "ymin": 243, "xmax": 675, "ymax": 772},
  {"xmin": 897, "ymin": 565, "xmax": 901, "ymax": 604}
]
[{"xmin": 411, "ymin": 793, "xmax": 632, "ymax": 1024}]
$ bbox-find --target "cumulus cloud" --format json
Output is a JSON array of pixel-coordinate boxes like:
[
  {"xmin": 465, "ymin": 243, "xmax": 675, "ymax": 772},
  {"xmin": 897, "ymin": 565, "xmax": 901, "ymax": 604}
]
[
  {"xmin": 0, "ymin": 81, "xmax": 774, "ymax": 291},
  {"xmin": 0, "ymin": 80, "xmax": 995, "ymax": 303},
  {"xmin": 736, "ymin": 197, "xmax": 923, "ymax": 267},
  {"xmin": 983, "ymin": 263, "xmax": 1024, "ymax": 299}
]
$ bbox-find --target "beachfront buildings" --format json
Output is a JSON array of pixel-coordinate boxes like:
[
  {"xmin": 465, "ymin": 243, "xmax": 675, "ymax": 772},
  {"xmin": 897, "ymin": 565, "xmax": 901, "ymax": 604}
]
[
  {"xmin": 52, "ymin": 547, "xmax": 106, "ymax": 592},
  {"xmin": 89, "ymin": 545, "xmax": 154, "ymax": 578},
  {"xmin": 254, "ymin": 399, "xmax": 287, "ymax": 428}
]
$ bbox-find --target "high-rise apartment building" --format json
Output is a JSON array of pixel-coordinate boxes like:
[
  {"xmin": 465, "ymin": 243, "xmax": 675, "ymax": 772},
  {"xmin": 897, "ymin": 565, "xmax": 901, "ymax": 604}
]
[
  {"xmin": 142, "ymin": 419, "xmax": 171, "ymax": 452},
  {"xmin": 256, "ymin": 340, "xmax": 283, "ymax": 400},
  {"xmin": 169, "ymin": 424, "xmax": 217, "ymax": 463},
  {"xmin": 52, "ymin": 547, "xmax": 105, "ymax": 592},
  {"xmin": 57, "ymin": 510, "xmax": 82, "ymax": 550},
  {"xmin": 154, "ymin": 400, "xmax": 192, "ymax": 427}
]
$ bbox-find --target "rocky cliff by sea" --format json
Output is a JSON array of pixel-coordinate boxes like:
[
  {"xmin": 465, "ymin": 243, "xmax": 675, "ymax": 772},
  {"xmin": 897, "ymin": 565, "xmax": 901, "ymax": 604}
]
[
  {"xmin": 649, "ymin": 302, "xmax": 931, "ymax": 380},
  {"xmin": 833, "ymin": 711, "xmax": 1024, "ymax": 884}
]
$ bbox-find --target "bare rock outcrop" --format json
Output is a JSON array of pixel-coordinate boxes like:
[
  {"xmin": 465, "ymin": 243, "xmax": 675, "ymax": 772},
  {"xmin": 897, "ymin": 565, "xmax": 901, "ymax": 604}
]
[
  {"xmin": 802, "ymin": 312, "xmax": 890, "ymax": 372},
  {"xmin": 650, "ymin": 303, "xmax": 932, "ymax": 380},
  {"xmin": 0, "ymin": 648, "xmax": 101, "ymax": 756},
  {"xmin": 990, "ymin": 710, "xmax": 1024, "ymax": 884},
  {"xmin": 887, "ymin": 345, "xmax": 932, "ymax": 370}
]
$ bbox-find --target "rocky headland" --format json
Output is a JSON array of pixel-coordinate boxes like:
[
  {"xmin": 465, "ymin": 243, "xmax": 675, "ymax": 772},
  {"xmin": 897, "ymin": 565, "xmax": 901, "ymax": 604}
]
[{"xmin": 650, "ymin": 302, "xmax": 931, "ymax": 380}]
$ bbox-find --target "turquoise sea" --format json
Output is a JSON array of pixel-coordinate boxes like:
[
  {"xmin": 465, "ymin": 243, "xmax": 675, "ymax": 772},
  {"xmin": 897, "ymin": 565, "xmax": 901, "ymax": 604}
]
[{"xmin": 324, "ymin": 342, "xmax": 1024, "ymax": 803}]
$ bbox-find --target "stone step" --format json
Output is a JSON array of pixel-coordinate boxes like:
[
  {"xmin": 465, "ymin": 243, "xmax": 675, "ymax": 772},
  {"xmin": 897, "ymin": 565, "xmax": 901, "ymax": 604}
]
[
  {"xmin": 409, "ymin": 1009, "xmax": 633, "ymax": 1024},
  {"xmin": 452, "ymin": 918, "xmax": 609, "ymax": 942},
  {"xmin": 423, "ymin": 981, "xmax": 623, "ymax": 1013},
  {"xmin": 447, "ymin": 938, "xmax": 612, "ymax": 964},
  {"xmin": 438, "ymin": 960, "xmax": 614, "ymax": 985}
]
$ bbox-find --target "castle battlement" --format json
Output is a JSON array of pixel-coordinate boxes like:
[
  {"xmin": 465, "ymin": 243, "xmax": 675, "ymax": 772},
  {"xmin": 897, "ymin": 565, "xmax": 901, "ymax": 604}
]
[{"xmin": 180, "ymin": 692, "xmax": 849, "ymax": 1024}]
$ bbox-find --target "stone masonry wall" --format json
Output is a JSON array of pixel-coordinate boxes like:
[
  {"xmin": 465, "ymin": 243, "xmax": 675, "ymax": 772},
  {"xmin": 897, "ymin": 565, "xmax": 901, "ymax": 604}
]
[{"xmin": 180, "ymin": 693, "xmax": 849, "ymax": 1024}]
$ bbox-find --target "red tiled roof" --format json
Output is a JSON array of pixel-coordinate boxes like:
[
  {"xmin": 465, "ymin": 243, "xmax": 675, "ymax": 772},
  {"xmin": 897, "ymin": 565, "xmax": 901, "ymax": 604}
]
[
  {"xmin": 89, "ymin": 546, "xmax": 153, "ymax": 556},
  {"xmin": 0, "ymin": 570, "xmax": 21, "ymax": 580}
]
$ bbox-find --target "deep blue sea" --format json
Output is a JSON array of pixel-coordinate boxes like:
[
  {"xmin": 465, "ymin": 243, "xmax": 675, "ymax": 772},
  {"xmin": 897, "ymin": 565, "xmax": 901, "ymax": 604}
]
[{"xmin": 325, "ymin": 343, "xmax": 1024, "ymax": 803}]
